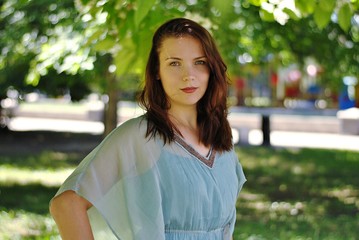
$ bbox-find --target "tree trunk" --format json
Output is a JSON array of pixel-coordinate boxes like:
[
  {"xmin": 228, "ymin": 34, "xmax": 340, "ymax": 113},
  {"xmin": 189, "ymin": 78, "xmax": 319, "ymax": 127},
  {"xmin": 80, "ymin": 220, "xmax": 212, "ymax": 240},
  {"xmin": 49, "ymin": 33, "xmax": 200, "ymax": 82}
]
[
  {"xmin": 355, "ymin": 84, "xmax": 359, "ymax": 108},
  {"xmin": 0, "ymin": 97, "xmax": 10, "ymax": 133},
  {"xmin": 103, "ymin": 73, "xmax": 118, "ymax": 137}
]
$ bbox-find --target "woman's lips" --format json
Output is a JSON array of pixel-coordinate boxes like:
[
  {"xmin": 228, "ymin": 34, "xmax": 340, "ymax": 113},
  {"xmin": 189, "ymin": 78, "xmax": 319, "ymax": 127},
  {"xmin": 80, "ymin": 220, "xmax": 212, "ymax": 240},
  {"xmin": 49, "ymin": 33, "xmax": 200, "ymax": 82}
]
[{"xmin": 181, "ymin": 87, "xmax": 197, "ymax": 93}]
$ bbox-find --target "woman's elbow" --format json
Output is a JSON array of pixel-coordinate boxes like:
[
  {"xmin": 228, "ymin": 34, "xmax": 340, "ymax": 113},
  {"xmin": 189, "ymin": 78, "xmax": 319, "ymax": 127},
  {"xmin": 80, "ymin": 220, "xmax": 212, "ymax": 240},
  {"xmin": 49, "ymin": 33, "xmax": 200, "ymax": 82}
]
[
  {"xmin": 50, "ymin": 190, "xmax": 92, "ymax": 218},
  {"xmin": 49, "ymin": 191, "xmax": 94, "ymax": 239},
  {"xmin": 50, "ymin": 191, "xmax": 70, "ymax": 219}
]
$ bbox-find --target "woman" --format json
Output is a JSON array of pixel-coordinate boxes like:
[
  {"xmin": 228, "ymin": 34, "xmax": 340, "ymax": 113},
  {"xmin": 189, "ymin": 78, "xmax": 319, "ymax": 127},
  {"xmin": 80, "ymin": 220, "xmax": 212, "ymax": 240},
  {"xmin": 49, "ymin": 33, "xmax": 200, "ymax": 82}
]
[{"xmin": 50, "ymin": 17, "xmax": 246, "ymax": 240}]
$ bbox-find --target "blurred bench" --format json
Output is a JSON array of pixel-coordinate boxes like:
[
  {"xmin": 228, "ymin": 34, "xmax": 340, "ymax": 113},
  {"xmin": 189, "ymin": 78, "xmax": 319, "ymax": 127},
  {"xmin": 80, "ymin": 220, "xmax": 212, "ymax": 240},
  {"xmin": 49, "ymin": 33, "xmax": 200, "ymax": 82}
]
[
  {"xmin": 229, "ymin": 107, "xmax": 338, "ymax": 146},
  {"xmin": 337, "ymin": 108, "xmax": 359, "ymax": 134}
]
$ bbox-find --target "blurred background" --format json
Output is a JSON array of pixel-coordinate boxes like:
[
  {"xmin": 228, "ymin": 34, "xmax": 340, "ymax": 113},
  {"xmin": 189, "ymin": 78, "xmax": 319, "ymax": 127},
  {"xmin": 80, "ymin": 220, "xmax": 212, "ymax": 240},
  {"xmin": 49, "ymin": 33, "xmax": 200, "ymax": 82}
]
[{"xmin": 0, "ymin": 0, "xmax": 358, "ymax": 239}]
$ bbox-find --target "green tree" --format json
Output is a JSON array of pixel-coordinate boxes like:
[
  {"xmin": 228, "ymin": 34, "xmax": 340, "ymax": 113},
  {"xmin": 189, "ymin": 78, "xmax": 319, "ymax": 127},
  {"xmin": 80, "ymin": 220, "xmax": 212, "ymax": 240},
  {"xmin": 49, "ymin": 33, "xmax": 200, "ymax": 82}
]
[
  {"xmin": 1, "ymin": 0, "xmax": 358, "ymax": 133},
  {"xmin": 245, "ymin": 0, "xmax": 359, "ymax": 89},
  {"xmin": 0, "ymin": 0, "xmax": 92, "ymax": 130},
  {"xmin": 0, "ymin": 0, "xmax": 94, "ymax": 99},
  {"xmin": 72, "ymin": 0, "xmax": 358, "ymax": 103}
]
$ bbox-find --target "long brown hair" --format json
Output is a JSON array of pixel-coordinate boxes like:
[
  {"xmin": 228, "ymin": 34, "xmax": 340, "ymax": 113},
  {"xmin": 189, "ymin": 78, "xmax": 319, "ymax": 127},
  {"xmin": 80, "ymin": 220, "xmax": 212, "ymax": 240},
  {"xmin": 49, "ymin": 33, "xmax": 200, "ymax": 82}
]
[{"xmin": 138, "ymin": 18, "xmax": 232, "ymax": 151}]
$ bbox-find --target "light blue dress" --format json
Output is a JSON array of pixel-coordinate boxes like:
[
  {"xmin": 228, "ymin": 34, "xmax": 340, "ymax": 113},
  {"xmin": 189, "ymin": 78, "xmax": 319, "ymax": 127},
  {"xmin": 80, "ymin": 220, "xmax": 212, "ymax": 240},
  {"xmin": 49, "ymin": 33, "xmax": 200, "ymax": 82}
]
[{"xmin": 53, "ymin": 115, "xmax": 246, "ymax": 240}]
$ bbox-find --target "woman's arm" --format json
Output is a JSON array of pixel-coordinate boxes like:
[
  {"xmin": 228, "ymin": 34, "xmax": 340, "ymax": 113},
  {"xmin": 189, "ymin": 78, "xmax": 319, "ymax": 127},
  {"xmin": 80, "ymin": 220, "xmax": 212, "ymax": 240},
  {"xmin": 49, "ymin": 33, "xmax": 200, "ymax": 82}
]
[{"xmin": 50, "ymin": 190, "xmax": 94, "ymax": 240}]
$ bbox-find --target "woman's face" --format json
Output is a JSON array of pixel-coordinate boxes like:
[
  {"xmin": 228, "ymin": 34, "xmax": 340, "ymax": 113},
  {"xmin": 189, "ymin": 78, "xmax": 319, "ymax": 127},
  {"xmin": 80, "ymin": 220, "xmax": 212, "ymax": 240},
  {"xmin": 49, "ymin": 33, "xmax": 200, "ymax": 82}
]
[{"xmin": 158, "ymin": 36, "xmax": 210, "ymax": 109}]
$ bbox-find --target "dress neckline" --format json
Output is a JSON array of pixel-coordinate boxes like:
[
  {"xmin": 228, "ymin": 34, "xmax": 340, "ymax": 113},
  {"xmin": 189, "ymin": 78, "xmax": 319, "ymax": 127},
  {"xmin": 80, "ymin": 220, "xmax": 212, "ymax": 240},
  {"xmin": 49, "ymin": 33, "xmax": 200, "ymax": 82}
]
[{"xmin": 173, "ymin": 134, "xmax": 216, "ymax": 168}]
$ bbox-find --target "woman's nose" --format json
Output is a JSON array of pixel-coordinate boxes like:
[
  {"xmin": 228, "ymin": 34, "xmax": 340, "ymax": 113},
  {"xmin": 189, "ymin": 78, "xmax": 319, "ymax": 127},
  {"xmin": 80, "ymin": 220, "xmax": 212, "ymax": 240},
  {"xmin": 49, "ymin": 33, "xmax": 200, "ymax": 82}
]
[
  {"xmin": 182, "ymin": 66, "xmax": 195, "ymax": 81},
  {"xmin": 183, "ymin": 75, "xmax": 195, "ymax": 81}
]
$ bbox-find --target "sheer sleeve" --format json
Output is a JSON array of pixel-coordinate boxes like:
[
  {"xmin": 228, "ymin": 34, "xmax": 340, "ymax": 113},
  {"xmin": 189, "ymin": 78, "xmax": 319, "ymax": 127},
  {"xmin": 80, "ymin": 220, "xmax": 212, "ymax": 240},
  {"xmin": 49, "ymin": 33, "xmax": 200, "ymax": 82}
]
[
  {"xmin": 229, "ymin": 151, "xmax": 247, "ymax": 235},
  {"xmin": 235, "ymin": 156, "xmax": 247, "ymax": 195},
  {"xmin": 52, "ymin": 116, "xmax": 165, "ymax": 240}
]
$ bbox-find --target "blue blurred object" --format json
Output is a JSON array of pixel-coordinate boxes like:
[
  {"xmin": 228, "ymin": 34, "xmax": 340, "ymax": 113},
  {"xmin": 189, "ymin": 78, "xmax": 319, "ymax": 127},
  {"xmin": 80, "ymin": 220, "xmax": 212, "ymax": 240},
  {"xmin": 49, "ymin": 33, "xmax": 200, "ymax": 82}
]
[{"xmin": 339, "ymin": 76, "xmax": 357, "ymax": 110}]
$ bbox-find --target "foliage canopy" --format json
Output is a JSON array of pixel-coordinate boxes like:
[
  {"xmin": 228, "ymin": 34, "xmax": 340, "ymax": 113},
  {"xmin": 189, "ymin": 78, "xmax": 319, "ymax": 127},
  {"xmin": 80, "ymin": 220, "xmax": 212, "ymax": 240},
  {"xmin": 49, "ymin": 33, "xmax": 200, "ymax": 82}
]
[{"xmin": 1, "ymin": 0, "xmax": 358, "ymax": 98}]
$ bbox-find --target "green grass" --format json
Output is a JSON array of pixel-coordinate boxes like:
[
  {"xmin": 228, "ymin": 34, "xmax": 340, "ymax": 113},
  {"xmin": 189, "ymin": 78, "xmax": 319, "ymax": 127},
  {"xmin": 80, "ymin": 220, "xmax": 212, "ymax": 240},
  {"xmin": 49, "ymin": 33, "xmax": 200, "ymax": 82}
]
[
  {"xmin": 0, "ymin": 144, "xmax": 358, "ymax": 239},
  {"xmin": 234, "ymin": 147, "xmax": 359, "ymax": 240},
  {"xmin": 0, "ymin": 149, "xmax": 83, "ymax": 239}
]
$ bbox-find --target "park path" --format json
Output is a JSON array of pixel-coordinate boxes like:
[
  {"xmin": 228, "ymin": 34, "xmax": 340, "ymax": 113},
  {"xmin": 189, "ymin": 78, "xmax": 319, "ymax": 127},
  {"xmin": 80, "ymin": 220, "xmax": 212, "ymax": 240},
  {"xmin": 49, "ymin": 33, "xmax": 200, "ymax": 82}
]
[{"xmin": 6, "ymin": 105, "xmax": 359, "ymax": 152}]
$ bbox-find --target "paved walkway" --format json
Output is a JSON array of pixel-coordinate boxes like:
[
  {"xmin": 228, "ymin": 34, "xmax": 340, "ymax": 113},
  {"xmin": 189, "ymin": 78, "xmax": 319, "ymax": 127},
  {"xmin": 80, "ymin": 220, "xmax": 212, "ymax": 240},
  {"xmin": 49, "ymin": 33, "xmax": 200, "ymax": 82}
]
[{"xmin": 8, "ymin": 116, "xmax": 359, "ymax": 152}]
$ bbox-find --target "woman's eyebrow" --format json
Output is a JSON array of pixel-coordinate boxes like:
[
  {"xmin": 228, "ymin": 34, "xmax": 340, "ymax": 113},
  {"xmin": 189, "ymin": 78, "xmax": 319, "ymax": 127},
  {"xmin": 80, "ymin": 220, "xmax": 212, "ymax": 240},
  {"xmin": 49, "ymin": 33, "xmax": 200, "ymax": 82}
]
[
  {"xmin": 194, "ymin": 56, "xmax": 207, "ymax": 60},
  {"xmin": 165, "ymin": 57, "xmax": 182, "ymax": 61},
  {"xmin": 165, "ymin": 56, "xmax": 206, "ymax": 61}
]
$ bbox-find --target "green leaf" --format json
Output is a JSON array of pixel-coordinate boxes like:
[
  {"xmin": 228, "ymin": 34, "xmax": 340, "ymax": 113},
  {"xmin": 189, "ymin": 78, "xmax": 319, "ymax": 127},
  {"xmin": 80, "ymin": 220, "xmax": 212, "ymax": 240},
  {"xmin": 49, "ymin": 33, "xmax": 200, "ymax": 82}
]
[
  {"xmin": 212, "ymin": 0, "xmax": 234, "ymax": 15},
  {"xmin": 338, "ymin": 3, "xmax": 352, "ymax": 32},
  {"xmin": 79, "ymin": 0, "xmax": 93, "ymax": 5},
  {"xmin": 25, "ymin": 70, "xmax": 40, "ymax": 86},
  {"xmin": 259, "ymin": 9, "xmax": 275, "ymax": 22},
  {"xmin": 295, "ymin": 0, "xmax": 316, "ymax": 15},
  {"xmin": 318, "ymin": 0, "xmax": 336, "ymax": 11},
  {"xmin": 313, "ymin": 6, "xmax": 332, "ymax": 29},
  {"xmin": 116, "ymin": 10, "xmax": 135, "ymax": 41},
  {"xmin": 114, "ymin": 38, "xmax": 137, "ymax": 76},
  {"xmin": 86, "ymin": 29, "xmax": 105, "ymax": 46},
  {"xmin": 135, "ymin": 0, "xmax": 156, "ymax": 28},
  {"xmin": 93, "ymin": 37, "xmax": 116, "ymax": 52},
  {"xmin": 248, "ymin": 0, "xmax": 265, "ymax": 7},
  {"xmin": 282, "ymin": 8, "xmax": 300, "ymax": 21}
]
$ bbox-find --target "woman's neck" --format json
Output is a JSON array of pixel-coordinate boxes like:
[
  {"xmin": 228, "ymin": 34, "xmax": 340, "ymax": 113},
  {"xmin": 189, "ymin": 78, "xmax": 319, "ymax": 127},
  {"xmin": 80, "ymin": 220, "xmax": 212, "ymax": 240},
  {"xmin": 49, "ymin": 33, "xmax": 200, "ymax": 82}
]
[
  {"xmin": 168, "ymin": 107, "xmax": 211, "ymax": 155},
  {"xmin": 168, "ymin": 106, "xmax": 197, "ymax": 132}
]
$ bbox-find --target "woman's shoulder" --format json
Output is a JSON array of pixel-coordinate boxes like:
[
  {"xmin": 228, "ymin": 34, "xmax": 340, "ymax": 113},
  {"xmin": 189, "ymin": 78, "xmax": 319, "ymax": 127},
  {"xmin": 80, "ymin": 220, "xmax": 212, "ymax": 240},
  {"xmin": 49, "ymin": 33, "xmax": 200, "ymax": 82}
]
[
  {"xmin": 110, "ymin": 115, "xmax": 147, "ymax": 138},
  {"xmin": 93, "ymin": 115, "xmax": 149, "ymax": 151},
  {"xmin": 104, "ymin": 115, "xmax": 163, "ymax": 150},
  {"xmin": 217, "ymin": 147, "xmax": 236, "ymax": 157}
]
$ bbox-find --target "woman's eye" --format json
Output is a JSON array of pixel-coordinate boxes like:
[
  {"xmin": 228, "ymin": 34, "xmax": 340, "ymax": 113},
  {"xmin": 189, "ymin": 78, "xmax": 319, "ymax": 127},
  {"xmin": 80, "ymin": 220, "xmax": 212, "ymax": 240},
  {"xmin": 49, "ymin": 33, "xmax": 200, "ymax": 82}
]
[
  {"xmin": 169, "ymin": 61, "xmax": 180, "ymax": 66},
  {"xmin": 195, "ymin": 60, "xmax": 206, "ymax": 65}
]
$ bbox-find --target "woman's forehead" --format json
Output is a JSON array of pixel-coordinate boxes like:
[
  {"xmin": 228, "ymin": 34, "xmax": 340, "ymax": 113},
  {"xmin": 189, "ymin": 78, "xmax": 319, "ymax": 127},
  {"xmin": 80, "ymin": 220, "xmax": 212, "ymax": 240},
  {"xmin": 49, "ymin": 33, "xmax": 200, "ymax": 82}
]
[{"xmin": 158, "ymin": 36, "xmax": 204, "ymax": 58}]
